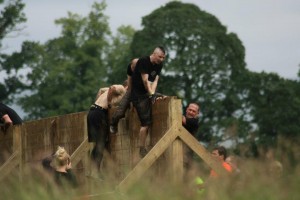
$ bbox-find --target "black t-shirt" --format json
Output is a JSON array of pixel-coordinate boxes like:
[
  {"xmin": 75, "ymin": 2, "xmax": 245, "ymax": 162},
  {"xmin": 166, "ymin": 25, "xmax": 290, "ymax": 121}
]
[
  {"xmin": 183, "ymin": 117, "xmax": 199, "ymax": 136},
  {"xmin": 0, "ymin": 103, "xmax": 23, "ymax": 125},
  {"xmin": 54, "ymin": 170, "xmax": 78, "ymax": 188},
  {"xmin": 131, "ymin": 56, "xmax": 163, "ymax": 97},
  {"xmin": 127, "ymin": 63, "xmax": 133, "ymax": 76}
]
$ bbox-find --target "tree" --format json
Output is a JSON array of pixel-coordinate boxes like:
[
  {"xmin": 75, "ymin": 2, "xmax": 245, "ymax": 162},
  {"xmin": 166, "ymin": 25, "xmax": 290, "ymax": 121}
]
[
  {"xmin": 244, "ymin": 71, "xmax": 300, "ymax": 147},
  {"xmin": 0, "ymin": 0, "xmax": 25, "ymax": 48},
  {"xmin": 1, "ymin": 2, "xmax": 112, "ymax": 119},
  {"xmin": 0, "ymin": 0, "xmax": 26, "ymax": 102},
  {"xmin": 129, "ymin": 1, "xmax": 247, "ymax": 144},
  {"xmin": 106, "ymin": 25, "xmax": 136, "ymax": 85}
]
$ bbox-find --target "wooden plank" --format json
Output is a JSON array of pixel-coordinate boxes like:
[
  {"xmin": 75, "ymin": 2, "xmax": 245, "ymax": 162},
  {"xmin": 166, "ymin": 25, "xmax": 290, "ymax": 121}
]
[
  {"xmin": 166, "ymin": 98, "xmax": 183, "ymax": 182},
  {"xmin": 169, "ymin": 98, "xmax": 182, "ymax": 127},
  {"xmin": 171, "ymin": 138, "xmax": 183, "ymax": 183},
  {"xmin": 13, "ymin": 125, "xmax": 23, "ymax": 182},
  {"xmin": 177, "ymin": 127, "xmax": 227, "ymax": 176},
  {"xmin": 13, "ymin": 125, "xmax": 22, "ymax": 152},
  {"xmin": 0, "ymin": 151, "xmax": 20, "ymax": 181},
  {"xmin": 70, "ymin": 138, "xmax": 89, "ymax": 167},
  {"xmin": 82, "ymin": 112, "xmax": 92, "ymax": 178},
  {"xmin": 117, "ymin": 125, "xmax": 180, "ymax": 193}
]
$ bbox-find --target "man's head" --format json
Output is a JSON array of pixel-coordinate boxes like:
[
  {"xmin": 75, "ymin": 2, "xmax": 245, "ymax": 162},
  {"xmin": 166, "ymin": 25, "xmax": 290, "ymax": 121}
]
[
  {"xmin": 211, "ymin": 146, "xmax": 227, "ymax": 162},
  {"xmin": 185, "ymin": 103, "xmax": 200, "ymax": 119},
  {"xmin": 151, "ymin": 46, "xmax": 166, "ymax": 65}
]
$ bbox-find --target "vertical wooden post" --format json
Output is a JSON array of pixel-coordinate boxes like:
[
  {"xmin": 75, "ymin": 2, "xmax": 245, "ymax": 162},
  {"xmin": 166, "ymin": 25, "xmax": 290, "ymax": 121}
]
[
  {"xmin": 83, "ymin": 113, "xmax": 91, "ymax": 177},
  {"xmin": 12, "ymin": 125, "xmax": 22, "ymax": 182},
  {"xmin": 171, "ymin": 138, "xmax": 183, "ymax": 183},
  {"xmin": 168, "ymin": 98, "xmax": 184, "ymax": 183}
]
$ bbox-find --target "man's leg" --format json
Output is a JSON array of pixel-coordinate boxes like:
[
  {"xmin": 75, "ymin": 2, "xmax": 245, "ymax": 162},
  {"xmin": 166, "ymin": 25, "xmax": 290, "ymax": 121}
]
[
  {"xmin": 133, "ymin": 97, "xmax": 152, "ymax": 158},
  {"xmin": 89, "ymin": 110, "xmax": 108, "ymax": 180},
  {"xmin": 110, "ymin": 90, "xmax": 131, "ymax": 134},
  {"xmin": 139, "ymin": 126, "xmax": 149, "ymax": 158}
]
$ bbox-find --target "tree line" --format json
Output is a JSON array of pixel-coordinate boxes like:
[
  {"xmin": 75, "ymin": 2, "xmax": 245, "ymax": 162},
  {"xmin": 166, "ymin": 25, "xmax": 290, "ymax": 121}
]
[{"xmin": 1, "ymin": 1, "xmax": 299, "ymax": 160}]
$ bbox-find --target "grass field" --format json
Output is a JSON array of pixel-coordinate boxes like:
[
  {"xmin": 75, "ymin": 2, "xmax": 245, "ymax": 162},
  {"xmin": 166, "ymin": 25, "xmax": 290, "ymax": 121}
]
[{"xmin": 0, "ymin": 154, "xmax": 299, "ymax": 200}]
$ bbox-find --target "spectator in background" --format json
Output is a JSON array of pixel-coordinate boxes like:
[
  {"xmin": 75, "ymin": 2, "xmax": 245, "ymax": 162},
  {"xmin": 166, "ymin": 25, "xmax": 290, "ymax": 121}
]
[
  {"xmin": 182, "ymin": 103, "xmax": 200, "ymax": 170},
  {"xmin": 225, "ymin": 155, "xmax": 241, "ymax": 175},
  {"xmin": 53, "ymin": 146, "xmax": 78, "ymax": 188},
  {"xmin": 210, "ymin": 146, "xmax": 232, "ymax": 178}
]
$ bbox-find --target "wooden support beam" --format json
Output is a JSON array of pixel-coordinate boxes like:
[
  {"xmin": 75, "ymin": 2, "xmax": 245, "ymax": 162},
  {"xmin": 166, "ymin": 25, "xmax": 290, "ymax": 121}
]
[
  {"xmin": 70, "ymin": 138, "xmax": 89, "ymax": 167},
  {"xmin": 170, "ymin": 138, "xmax": 183, "ymax": 183},
  {"xmin": 0, "ymin": 151, "xmax": 20, "ymax": 181},
  {"xmin": 177, "ymin": 126, "xmax": 228, "ymax": 176},
  {"xmin": 169, "ymin": 98, "xmax": 184, "ymax": 183},
  {"xmin": 117, "ymin": 125, "xmax": 180, "ymax": 193},
  {"xmin": 13, "ymin": 125, "xmax": 23, "ymax": 182}
]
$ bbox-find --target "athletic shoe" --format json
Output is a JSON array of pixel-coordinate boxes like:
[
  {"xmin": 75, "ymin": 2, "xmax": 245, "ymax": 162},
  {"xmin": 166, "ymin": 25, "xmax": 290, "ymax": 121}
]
[
  {"xmin": 110, "ymin": 125, "xmax": 118, "ymax": 134},
  {"xmin": 139, "ymin": 147, "xmax": 148, "ymax": 158}
]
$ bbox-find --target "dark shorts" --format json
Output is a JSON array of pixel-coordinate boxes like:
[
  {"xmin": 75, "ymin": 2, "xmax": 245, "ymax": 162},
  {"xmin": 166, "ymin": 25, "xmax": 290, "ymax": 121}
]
[
  {"xmin": 132, "ymin": 96, "xmax": 152, "ymax": 126},
  {"xmin": 87, "ymin": 107, "xmax": 109, "ymax": 143}
]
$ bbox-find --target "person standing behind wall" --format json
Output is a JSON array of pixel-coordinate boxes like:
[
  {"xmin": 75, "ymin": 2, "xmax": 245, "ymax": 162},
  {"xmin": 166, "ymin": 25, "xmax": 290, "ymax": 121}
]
[
  {"xmin": 0, "ymin": 103, "xmax": 22, "ymax": 132},
  {"xmin": 210, "ymin": 146, "xmax": 232, "ymax": 178},
  {"xmin": 53, "ymin": 146, "xmax": 78, "ymax": 188},
  {"xmin": 131, "ymin": 46, "xmax": 166, "ymax": 158},
  {"xmin": 182, "ymin": 103, "xmax": 200, "ymax": 170}
]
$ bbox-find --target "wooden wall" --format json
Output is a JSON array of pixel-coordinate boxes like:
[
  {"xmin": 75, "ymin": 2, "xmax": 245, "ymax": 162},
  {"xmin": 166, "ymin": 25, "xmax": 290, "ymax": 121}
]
[{"xmin": 0, "ymin": 97, "xmax": 180, "ymax": 182}]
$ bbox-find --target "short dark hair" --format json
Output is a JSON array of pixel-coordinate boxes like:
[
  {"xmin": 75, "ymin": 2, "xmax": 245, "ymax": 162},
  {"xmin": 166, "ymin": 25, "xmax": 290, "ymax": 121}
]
[
  {"xmin": 156, "ymin": 46, "xmax": 166, "ymax": 54},
  {"xmin": 188, "ymin": 102, "xmax": 200, "ymax": 112},
  {"xmin": 213, "ymin": 146, "xmax": 227, "ymax": 160}
]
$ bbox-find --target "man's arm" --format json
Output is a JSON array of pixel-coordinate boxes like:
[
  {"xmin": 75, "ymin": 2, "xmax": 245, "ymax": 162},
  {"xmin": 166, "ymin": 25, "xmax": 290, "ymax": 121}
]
[
  {"xmin": 1, "ymin": 114, "xmax": 13, "ymax": 131},
  {"xmin": 108, "ymin": 85, "xmax": 126, "ymax": 107},
  {"xmin": 182, "ymin": 115, "xmax": 187, "ymax": 125},
  {"xmin": 127, "ymin": 58, "xmax": 138, "ymax": 90},
  {"xmin": 141, "ymin": 73, "xmax": 154, "ymax": 95},
  {"xmin": 150, "ymin": 75, "xmax": 159, "ymax": 94},
  {"xmin": 2, "ymin": 114, "xmax": 13, "ymax": 125},
  {"xmin": 95, "ymin": 87, "xmax": 109, "ymax": 100}
]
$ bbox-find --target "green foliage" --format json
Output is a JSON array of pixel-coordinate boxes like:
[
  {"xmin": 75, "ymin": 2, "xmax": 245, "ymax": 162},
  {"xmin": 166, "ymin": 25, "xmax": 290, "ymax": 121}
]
[
  {"xmin": 106, "ymin": 25, "xmax": 136, "ymax": 85},
  {"xmin": 1, "ymin": 2, "xmax": 113, "ymax": 119},
  {"xmin": 0, "ymin": 0, "xmax": 26, "ymax": 47},
  {"xmin": 130, "ymin": 1, "xmax": 247, "ymax": 145},
  {"xmin": 243, "ymin": 71, "xmax": 300, "ymax": 146},
  {"xmin": 0, "ymin": 0, "xmax": 26, "ymax": 102}
]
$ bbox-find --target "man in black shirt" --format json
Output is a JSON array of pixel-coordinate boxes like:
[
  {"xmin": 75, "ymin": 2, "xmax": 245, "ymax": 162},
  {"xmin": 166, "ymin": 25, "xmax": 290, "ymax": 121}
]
[
  {"xmin": 131, "ymin": 46, "xmax": 166, "ymax": 158},
  {"xmin": 182, "ymin": 103, "xmax": 200, "ymax": 169},
  {"xmin": 0, "ymin": 103, "xmax": 22, "ymax": 131}
]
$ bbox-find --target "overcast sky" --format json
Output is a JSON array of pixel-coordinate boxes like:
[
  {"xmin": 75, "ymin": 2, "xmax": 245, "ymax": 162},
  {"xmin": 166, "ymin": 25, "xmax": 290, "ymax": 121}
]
[{"xmin": 2, "ymin": 0, "xmax": 300, "ymax": 79}]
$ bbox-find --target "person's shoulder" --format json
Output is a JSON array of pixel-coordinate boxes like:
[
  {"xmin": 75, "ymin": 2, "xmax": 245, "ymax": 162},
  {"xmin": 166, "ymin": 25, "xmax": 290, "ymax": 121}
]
[
  {"xmin": 137, "ymin": 56, "xmax": 150, "ymax": 64},
  {"xmin": 186, "ymin": 117, "xmax": 199, "ymax": 124},
  {"xmin": 223, "ymin": 161, "xmax": 233, "ymax": 172},
  {"xmin": 0, "ymin": 103, "xmax": 7, "ymax": 109}
]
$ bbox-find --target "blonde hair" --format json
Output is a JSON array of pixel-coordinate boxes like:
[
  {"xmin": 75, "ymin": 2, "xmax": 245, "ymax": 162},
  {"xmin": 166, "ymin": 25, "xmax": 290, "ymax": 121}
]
[{"xmin": 54, "ymin": 146, "xmax": 70, "ymax": 167}]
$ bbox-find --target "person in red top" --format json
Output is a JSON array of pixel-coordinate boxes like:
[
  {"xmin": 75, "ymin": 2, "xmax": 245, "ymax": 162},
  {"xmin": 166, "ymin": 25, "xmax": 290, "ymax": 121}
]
[{"xmin": 210, "ymin": 146, "xmax": 232, "ymax": 178}]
